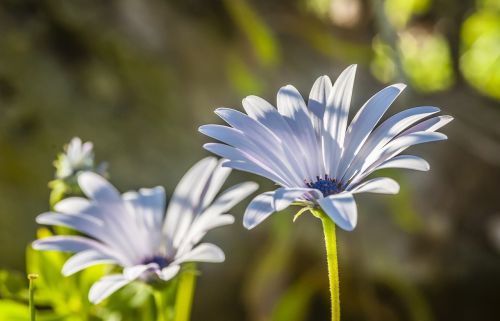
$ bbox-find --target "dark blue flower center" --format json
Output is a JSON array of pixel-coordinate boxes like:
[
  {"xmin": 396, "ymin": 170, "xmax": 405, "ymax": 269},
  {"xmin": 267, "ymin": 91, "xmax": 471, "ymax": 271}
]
[
  {"xmin": 143, "ymin": 255, "xmax": 171, "ymax": 269},
  {"xmin": 306, "ymin": 175, "xmax": 343, "ymax": 197}
]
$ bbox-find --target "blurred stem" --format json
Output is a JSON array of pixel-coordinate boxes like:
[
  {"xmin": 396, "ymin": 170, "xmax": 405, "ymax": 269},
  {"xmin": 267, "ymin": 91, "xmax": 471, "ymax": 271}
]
[
  {"xmin": 311, "ymin": 208, "xmax": 340, "ymax": 321},
  {"xmin": 173, "ymin": 263, "xmax": 197, "ymax": 321},
  {"xmin": 28, "ymin": 274, "xmax": 38, "ymax": 321},
  {"xmin": 153, "ymin": 288, "xmax": 169, "ymax": 321}
]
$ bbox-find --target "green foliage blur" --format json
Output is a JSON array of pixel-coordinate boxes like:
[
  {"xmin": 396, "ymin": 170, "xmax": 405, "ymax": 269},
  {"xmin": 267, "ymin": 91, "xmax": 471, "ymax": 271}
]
[{"xmin": 0, "ymin": 0, "xmax": 499, "ymax": 321}]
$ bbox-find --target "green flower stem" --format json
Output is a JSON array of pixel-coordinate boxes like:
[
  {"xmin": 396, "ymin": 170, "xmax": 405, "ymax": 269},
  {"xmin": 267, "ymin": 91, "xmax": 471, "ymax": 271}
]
[
  {"xmin": 28, "ymin": 274, "xmax": 38, "ymax": 321},
  {"xmin": 173, "ymin": 263, "xmax": 197, "ymax": 321},
  {"xmin": 153, "ymin": 288, "xmax": 169, "ymax": 321},
  {"xmin": 311, "ymin": 208, "xmax": 341, "ymax": 321}
]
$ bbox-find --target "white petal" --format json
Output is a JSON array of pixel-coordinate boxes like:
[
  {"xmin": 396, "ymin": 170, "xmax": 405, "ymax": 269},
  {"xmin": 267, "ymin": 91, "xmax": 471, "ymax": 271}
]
[
  {"xmin": 123, "ymin": 264, "xmax": 156, "ymax": 280},
  {"xmin": 318, "ymin": 193, "xmax": 358, "ymax": 231},
  {"xmin": 194, "ymin": 214, "xmax": 235, "ymax": 232},
  {"xmin": 277, "ymin": 85, "xmax": 321, "ymax": 179},
  {"xmin": 173, "ymin": 243, "xmax": 225, "ymax": 264},
  {"xmin": 352, "ymin": 131, "xmax": 447, "ymax": 185},
  {"xmin": 199, "ymin": 125, "xmax": 256, "ymax": 153},
  {"xmin": 32, "ymin": 236, "xmax": 109, "ymax": 253},
  {"xmin": 401, "ymin": 115, "xmax": 454, "ymax": 135},
  {"xmin": 242, "ymin": 95, "xmax": 283, "ymax": 126},
  {"xmin": 376, "ymin": 155, "xmax": 430, "ymax": 171},
  {"xmin": 54, "ymin": 197, "xmax": 92, "ymax": 214},
  {"xmin": 201, "ymin": 159, "xmax": 232, "ymax": 208},
  {"xmin": 273, "ymin": 187, "xmax": 322, "ymax": 211},
  {"xmin": 36, "ymin": 212, "xmax": 106, "ymax": 242},
  {"xmin": 203, "ymin": 143, "xmax": 246, "ymax": 162},
  {"xmin": 323, "ymin": 65, "xmax": 357, "ymax": 175},
  {"xmin": 178, "ymin": 215, "xmax": 235, "ymax": 255},
  {"xmin": 81, "ymin": 141, "xmax": 94, "ymax": 156},
  {"xmin": 62, "ymin": 250, "xmax": 118, "ymax": 276},
  {"xmin": 176, "ymin": 180, "xmax": 256, "ymax": 254},
  {"xmin": 181, "ymin": 181, "xmax": 258, "ymax": 247},
  {"xmin": 163, "ymin": 157, "xmax": 218, "ymax": 251},
  {"xmin": 159, "ymin": 264, "xmax": 181, "ymax": 281},
  {"xmin": 205, "ymin": 142, "xmax": 290, "ymax": 186},
  {"xmin": 215, "ymin": 108, "xmax": 306, "ymax": 186},
  {"xmin": 349, "ymin": 177, "xmax": 400, "ymax": 194},
  {"xmin": 308, "ymin": 75, "xmax": 332, "ymax": 138},
  {"xmin": 243, "ymin": 191, "xmax": 276, "ymax": 230},
  {"xmin": 202, "ymin": 181, "xmax": 259, "ymax": 220},
  {"xmin": 122, "ymin": 186, "xmax": 165, "ymax": 254},
  {"xmin": 78, "ymin": 172, "xmax": 121, "ymax": 203},
  {"xmin": 340, "ymin": 106, "xmax": 439, "ymax": 181},
  {"xmin": 89, "ymin": 275, "xmax": 132, "ymax": 304},
  {"xmin": 122, "ymin": 186, "xmax": 165, "ymax": 229},
  {"xmin": 221, "ymin": 158, "xmax": 288, "ymax": 187},
  {"xmin": 338, "ymin": 83, "xmax": 406, "ymax": 178},
  {"xmin": 242, "ymin": 96, "xmax": 312, "ymax": 183},
  {"xmin": 368, "ymin": 131, "xmax": 446, "ymax": 168}
]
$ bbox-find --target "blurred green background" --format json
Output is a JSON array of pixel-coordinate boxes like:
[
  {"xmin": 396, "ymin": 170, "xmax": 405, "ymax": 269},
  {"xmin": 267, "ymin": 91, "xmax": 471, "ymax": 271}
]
[{"xmin": 1, "ymin": 0, "xmax": 500, "ymax": 320}]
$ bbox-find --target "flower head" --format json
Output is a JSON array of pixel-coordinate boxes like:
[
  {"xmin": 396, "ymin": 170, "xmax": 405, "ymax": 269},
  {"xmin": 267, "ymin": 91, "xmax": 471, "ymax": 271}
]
[
  {"xmin": 55, "ymin": 137, "xmax": 101, "ymax": 179},
  {"xmin": 33, "ymin": 157, "xmax": 258, "ymax": 303},
  {"xmin": 200, "ymin": 65, "xmax": 452, "ymax": 231}
]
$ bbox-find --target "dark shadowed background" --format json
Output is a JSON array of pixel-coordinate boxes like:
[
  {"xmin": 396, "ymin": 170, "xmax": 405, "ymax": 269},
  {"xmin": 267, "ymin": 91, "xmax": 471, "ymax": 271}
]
[{"xmin": 1, "ymin": 0, "xmax": 500, "ymax": 320}]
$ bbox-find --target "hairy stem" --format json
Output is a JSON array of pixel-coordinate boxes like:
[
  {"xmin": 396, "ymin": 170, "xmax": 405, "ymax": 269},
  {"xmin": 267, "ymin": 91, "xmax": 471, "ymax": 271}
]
[{"xmin": 311, "ymin": 208, "xmax": 341, "ymax": 321}]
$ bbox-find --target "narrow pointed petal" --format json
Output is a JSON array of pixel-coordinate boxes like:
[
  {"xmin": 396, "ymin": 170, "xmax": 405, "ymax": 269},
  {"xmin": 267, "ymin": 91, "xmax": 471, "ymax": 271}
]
[
  {"xmin": 33, "ymin": 236, "xmax": 110, "ymax": 253},
  {"xmin": 376, "ymin": 155, "xmax": 430, "ymax": 171},
  {"xmin": 401, "ymin": 115, "xmax": 454, "ymax": 135},
  {"xmin": 163, "ymin": 157, "xmax": 218, "ymax": 250},
  {"xmin": 242, "ymin": 95, "xmax": 288, "ymax": 129},
  {"xmin": 277, "ymin": 85, "xmax": 321, "ymax": 178},
  {"xmin": 308, "ymin": 75, "xmax": 332, "ymax": 138},
  {"xmin": 205, "ymin": 143, "xmax": 291, "ymax": 187},
  {"xmin": 350, "ymin": 132, "xmax": 446, "ymax": 186},
  {"xmin": 54, "ymin": 197, "xmax": 92, "ymax": 214},
  {"xmin": 62, "ymin": 250, "xmax": 117, "ymax": 276},
  {"xmin": 78, "ymin": 172, "xmax": 121, "ymax": 203},
  {"xmin": 193, "ymin": 214, "xmax": 235, "ymax": 232},
  {"xmin": 181, "ymin": 216, "xmax": 236, "ymax": 251},
  {"xmin": 243, "ymin": 191, "xmax": 276, "ymax": 230},
  {"xmin": 221, "ymin": 158, "xmax": 288, "ymax": 187},
  {"xmin": 89, "ymin": 275, "xmax": 132, "ymax": 304},
  {"xmin": 338, "ymin": 83, "xmax": 406, "ymax": 177},
  {"xmin": 123, "ymin": 186, "xmax": 165, "ymax": 233},
  {"xmin": 323, "ymin": 65, "xmax": 357, "ymax": 175},
  {"xmin": 201, "ymin": 181, "xmax": 259, "ymax": 221},
  {"xmin": 318, "ymin": 193, "xmax": 358, "ymax": 231},
  {"xmin": 201, "ymin": 160, "xmax": 232, "ymax": 208},
  {"xmin": 349, "ymin": 177, "xmax": 400, "ymax": 194},
  {"xmin": 340, "ymin": 106, "xmax": 439, "ymax": 181},
  {"xmin": 242, "ymin": 95, "xmax": 313, "ymax": 183},
  {"xmin": 199, "ymin": 125, "xmax": 254, "ymax": 152},
  {"xmin": 36, "ymin": 212, "xmax": 105, "ymax": 242},
  {"xmin": 177, "ymin": 181, "xmax": 257, "ymax": 253},
  {"xmin": 174, "ymin": 243, "xmax": 225, "ymax": 264},
  {"xmin": 215, "ymin": 108, "xmax": 307, "ymax": 185}
]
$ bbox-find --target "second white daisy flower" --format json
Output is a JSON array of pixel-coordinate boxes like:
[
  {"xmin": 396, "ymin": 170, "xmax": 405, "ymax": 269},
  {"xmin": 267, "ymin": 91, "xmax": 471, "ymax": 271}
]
[{"xmin": 34, "ymin": 157, "xmax": 258, "ymax": 303}]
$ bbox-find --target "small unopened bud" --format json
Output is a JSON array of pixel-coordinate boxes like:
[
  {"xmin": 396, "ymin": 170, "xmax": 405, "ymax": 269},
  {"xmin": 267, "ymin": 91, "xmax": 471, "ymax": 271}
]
[{"xmin": 28, "ymin": 273, "xmax": 39, "ymax": 281}]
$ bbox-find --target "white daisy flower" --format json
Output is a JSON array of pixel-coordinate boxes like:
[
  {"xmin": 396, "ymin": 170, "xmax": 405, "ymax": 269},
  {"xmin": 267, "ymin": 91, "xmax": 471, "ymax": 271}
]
[
  {"xmin": 199, "ymin": 65, "xmax": 452, "ymax": 231},
  {"xmin": 33, "ymin": 157, "xmax": 258, "ymax": 303},
  {"xmin": 55, "ymin": 137, "xmax": 96, "ymax": 179}
]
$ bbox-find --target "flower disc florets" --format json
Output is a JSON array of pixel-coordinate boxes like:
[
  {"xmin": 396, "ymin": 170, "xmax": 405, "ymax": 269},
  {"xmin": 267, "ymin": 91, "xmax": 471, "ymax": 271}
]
[
  {"xmin": 143, "ymin": 256, "xmax": 172, "ymax": 269},
  {"xmin": 306, "ymin": 175, "xmax": 343, "ymax": 197}
]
